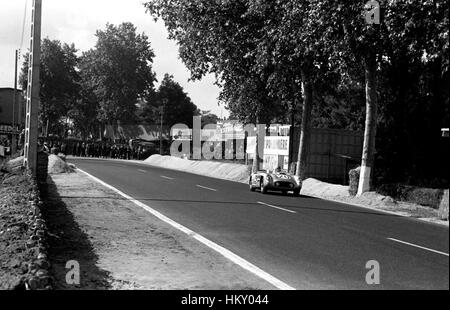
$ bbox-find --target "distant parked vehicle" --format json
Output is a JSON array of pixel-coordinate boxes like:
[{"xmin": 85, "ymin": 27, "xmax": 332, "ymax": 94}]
[
  {"xmin": 249, "ymin": 170, "xmax": 302, "ymax": 196},
  {"xmin": 130, "ymin": 139, "xmax": 158, "ymax": 159}
]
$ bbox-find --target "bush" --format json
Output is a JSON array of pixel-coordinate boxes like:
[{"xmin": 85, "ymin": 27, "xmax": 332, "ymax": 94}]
[
  {"xmin": 348, "ymin": 166, "xmax": 360, "ymax": 196},
  {"xmin": 377, "ymin": 183, "xmax": 444, "ymax": 209}
]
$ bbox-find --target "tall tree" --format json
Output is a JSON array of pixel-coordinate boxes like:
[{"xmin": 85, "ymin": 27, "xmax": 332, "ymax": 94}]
[
  {"xmin": 375, "ymin": 0, "xmax": 449, "ymax": 187},
  {"xmin": 198, "ymin": 110, "xmax": 220, "ymax": 128},
  {"xmin": 83, "ymin": 22, "xmax": 157, "ymax": 126},
  {"xmin": 142, "ymin": 74, "xmax": 199, "ymax": 128},
  {"xmin": 67, "ymin": 51, "xmax": 101, "ymax": 140},
  {"xmin": 312, "ymin": 0, "xmax": 448, "ymax": 192},
  {"xmin": 308, "ymin": 1, "xmax": 388, "ymax": 194},
  {"xmin": 20, "ymin": 38, "xmax": 80, "ymax": 137},
  {"xmin": 145, "ymin": 1, "xmax": 293, "ymax": 172},
  {"xmin": 144, "ymin": 0, "xmax": 448, "ymax": 188},
  {"xmin": 256, "ymin": 1, "xmax": 334, "ymax": 180}
]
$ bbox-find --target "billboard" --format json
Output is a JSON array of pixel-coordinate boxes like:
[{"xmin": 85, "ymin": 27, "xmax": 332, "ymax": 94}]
[
  {"xmin": 247, "ymin": 136, "xmax": 290, "ymax": 156},
  {"xmin": 0, "ymin": 124, "xmax": 20, "ymax": 135},
  {"xmin": 264, "ymin": 136, "xmax": 289, "ymax": 156}
]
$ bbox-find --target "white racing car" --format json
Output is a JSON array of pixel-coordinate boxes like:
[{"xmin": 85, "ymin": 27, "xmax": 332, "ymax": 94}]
[{"xmin": 249, "ymin": 170, "xmax": 302, "ymax": 196}]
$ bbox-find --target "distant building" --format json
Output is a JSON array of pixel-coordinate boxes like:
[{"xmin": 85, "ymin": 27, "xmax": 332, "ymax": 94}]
[
  {"xmin": 0, "ymin": 88, "xmax": 25, "ymax": 127},
  {"xmin": 442, "ymin": 128, "xmax": 449, "ymax": 138},
  {"xmin": 0, "ymin": 88, "xmax": 24, "ymax": 155}
]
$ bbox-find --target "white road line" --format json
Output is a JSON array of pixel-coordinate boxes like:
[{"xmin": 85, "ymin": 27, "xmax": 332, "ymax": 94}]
[
  {"xmin": 388, "ymin": 238, "xmax": 449, "ymax": 257},
  {"xmin": 196, "ymin": 185, "xmax": 218, "ymax": 192},
  {"xmin": 77, "ymin": 168, "xmax": 294, "ymax": 290},
  {"xmin": 137, "ymin": 169, "xmax": 147, "ymax": 173},
  {"xmin": 257, "ymin": 201, "xmax": 297, "ymax": 214},
  {"xmin": 160, "ymin": 175, "xmax": 174, "ymax": 180}
]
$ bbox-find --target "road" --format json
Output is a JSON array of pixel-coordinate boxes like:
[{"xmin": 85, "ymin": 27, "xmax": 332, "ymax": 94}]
[{"xmin": 69, "ymin": 158, "xmax": 449, "ymax": 290}]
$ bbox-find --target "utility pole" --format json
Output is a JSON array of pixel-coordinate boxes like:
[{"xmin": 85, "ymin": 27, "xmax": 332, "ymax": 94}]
[
  {"xmin": 12, "ymin": 49, "xmax": 19, "ymax": 156},
  {"xmin": 23, "ymin": 0, "xmax": 42, "ymax": 175}
]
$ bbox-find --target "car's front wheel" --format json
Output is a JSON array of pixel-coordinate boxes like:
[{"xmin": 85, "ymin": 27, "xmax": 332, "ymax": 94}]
[
  {"xmin": 249, "ymin": 178, "xmax": 256, "ymax": 191},
  {"xmin": 260, "ymin": 179, "xmax": 268, "ymax": 194},
  {"xmin": 293, "ymin": 189, "xmax": 300, "ymax": 197}
]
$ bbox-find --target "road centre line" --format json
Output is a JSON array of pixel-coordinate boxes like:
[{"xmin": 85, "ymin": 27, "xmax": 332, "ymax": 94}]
[
  {"xmin": 160, "ymin": 175, "xmax": 174, "ymax": 180},
  {"xmin": 196, "ymin": 185, "xmax": 218, "ymax": 192},
  {"xmin": 388, "ymin": 238, "xmax": 449, "ymax": 257},
  {"xmin": 137, "ymin": 169, "xmax": 147, "ymax": 173},
  {"xmin": 76, "ymin": 168, "xmax": 295, "ymax": 290},
  {"xmin": 257, "ymin": 201, "xmax": 297, "ymax": 214}
]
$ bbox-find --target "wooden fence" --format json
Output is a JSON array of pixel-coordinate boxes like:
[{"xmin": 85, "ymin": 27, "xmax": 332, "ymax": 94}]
[{"xmin": 290, "ymin": 128, "xmax": 363, "ymax": 184}]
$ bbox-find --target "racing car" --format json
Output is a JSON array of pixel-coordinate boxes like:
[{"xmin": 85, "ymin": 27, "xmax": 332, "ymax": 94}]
[{"xmin": 249, "ymin": 170, "xmax": 302, "ymax": 196}]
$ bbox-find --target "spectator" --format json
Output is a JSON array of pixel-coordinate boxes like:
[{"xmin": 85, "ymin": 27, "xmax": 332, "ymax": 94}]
[{"xmin": 43, "ymin": 142, "xmax": 50, "ymax": 153}]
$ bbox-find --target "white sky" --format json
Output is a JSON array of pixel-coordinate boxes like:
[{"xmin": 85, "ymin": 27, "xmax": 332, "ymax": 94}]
[{"xmin": 0, "ymin": 0, "xmax": 228, "ymax": 117}]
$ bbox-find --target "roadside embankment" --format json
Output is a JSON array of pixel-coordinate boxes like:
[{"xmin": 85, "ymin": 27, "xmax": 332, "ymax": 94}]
[
  {"xmin": 48, "ymin": 154, "xmax": 74, "ymax": 174},
  {"xmin": 0, "ymin": 152, "xmax": 75, "ymax": 290},
  {"xmin": 303, "ymin": 178, "xmax": 447, "ymax": 225},
  {"xmin": 0, "ymin": 168, "xmax": 52, "ymax": 290},
  {"xmin": 144, "ymin": 155, "xmax": 251, "ymax": 183},
  {"xmin": 143, "ymin": 155, "xmax": 448, "ymax": 225}
]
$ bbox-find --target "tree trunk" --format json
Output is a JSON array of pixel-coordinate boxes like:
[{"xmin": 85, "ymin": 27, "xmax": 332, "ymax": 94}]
[
  {"xmin": 252, "ymin": 113, "xmax": 260, "ymax": 173},
  {"xmin": 296, "ymin": 72, "xmax": 313, "ymax": 180},
  {"xmin": 288, "ymin": 103, "xmax": 296, "ymax": 174},
  {"xmin": 358, "ymin": 53, "xmax": 378, "ymax": 195}
]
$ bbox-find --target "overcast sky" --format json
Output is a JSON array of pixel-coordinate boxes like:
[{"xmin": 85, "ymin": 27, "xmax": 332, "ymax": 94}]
[{"xmin": 0, "ymin": 0, "xmax": 228, "ymax": 117}]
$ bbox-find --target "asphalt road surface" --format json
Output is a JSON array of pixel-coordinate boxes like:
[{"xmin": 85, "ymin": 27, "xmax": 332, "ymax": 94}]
[{"xmin": 69, "ymin": 158, "xmax": 449, "ymax": 290}]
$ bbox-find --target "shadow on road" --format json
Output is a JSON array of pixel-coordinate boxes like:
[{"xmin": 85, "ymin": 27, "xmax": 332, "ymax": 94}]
[{"xmin": 40, "ymin": 177, "xmax": 112, "ymax": 290}]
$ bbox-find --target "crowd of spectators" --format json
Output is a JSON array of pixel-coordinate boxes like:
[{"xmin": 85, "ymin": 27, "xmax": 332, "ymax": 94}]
[
  {"xmin": 40, "ymin": 139, "xmax": 153, "ymax": 161},
  {"xmin": 0, "ymin": 137, "xmax": 10, "ymax": 148},
  {"xmin": 0, "ymin": 137, "xmax": 11, "ymax": 158}
]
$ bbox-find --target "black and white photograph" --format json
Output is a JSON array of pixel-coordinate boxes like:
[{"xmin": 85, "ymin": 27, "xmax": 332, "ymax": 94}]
[{"xmin": 0, "ymin": 0, "xmax": 448, "ymax": 299}]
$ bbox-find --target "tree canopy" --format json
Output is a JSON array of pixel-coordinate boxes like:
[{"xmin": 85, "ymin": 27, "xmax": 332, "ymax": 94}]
[
  {"xmin": 144, "ymin": 0, "xmax": 449, "ymax": 186},
  {"xmin": 20, "ymin": 38, "xmax": 80, "ymax": 136},
  {"xmin": 83, "ymin": 22, "xmax": 157, "ymax": 125},
  {"xmin": 143, "ymin": 74, "xmax": 199, "ymax": 128}
]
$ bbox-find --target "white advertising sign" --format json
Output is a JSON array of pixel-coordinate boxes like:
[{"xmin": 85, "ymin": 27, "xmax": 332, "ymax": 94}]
[
  {"xmin": 264, "ymin": 136, "xmax": 289, "ymax": 156},
  {"xmin": 247, "ymin": 136, "xmax": 290, "ymax": 156},
  {"xmin": 246, "ymin": 136, "xmax": 256, "ymax": 154}
]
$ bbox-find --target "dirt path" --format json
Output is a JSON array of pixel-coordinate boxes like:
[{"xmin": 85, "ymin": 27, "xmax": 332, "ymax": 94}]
[{"xmin": 41, "ymin": 171, "xmax": 274, "ymax": 290}]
